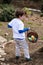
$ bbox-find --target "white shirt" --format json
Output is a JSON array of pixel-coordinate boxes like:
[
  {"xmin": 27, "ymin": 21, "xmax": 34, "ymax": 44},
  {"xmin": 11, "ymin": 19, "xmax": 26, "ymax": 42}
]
[{"xmin": 8, "ymin": 18, "xmax": 25, "ymax": 39}]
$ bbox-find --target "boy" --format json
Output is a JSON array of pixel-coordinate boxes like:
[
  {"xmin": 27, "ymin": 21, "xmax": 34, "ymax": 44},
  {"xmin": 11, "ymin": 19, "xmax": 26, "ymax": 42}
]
[{"xmin": 8, "ymin": 9, "xmax": 31, "ymax": 61}]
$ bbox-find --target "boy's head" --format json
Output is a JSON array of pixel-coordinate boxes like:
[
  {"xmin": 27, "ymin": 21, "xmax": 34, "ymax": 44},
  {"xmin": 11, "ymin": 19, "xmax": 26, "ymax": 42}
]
[{"xmin": 15, "ymin": 9, "xmax": 27, "ymax": 20}]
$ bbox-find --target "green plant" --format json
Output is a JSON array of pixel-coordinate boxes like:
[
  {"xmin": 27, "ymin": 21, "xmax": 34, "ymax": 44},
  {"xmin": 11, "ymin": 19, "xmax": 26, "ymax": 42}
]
[
  {"xmin": 40, "ymin": 13, "xmax": 43, "ymax": 17},
  {"xmin": 30, "ymin": 0, "xmax": 40, "ymax": 2},
  {"xmin": 0, "ymin": 22, "xmax": 2, "ymax": 26},
  {"xmin": 41, "ymin": 37, "xmax": 43, "ymax": 40},
  {"xmin": 23, "ymin": 7, "xmax": 33, "ymax": 15},
  {"xmin": 0, "ymin": 4, "xmax": 15, "ymax": 22},
  {"xmin": 27, "ymin": 22, "xmax": 33, "ymax": 25}
]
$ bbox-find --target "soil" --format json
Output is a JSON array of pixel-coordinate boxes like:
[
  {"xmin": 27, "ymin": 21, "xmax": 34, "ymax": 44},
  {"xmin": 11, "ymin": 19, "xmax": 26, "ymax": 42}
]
[
  {"xmin": 0, "ymin": 12, "xmax": 43, "ymax": 65},
  {"xmin": 0, "ymin": 48, "xmax": 43, "ymax": 65}
]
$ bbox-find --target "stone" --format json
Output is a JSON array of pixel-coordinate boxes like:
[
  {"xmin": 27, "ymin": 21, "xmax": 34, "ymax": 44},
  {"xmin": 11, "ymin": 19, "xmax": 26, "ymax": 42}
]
[
  {"xmin": 0, "ymin": 48, "xmax": 5, "ymax": 53},
  {"xmin": 0, "ymin": 45, "xmax": 3, "ymax": 48},
  {"xmin": 0, "ymin": 58, "xmax": 5, "ymax": 61},
  {"xmin": 1, "ymin": 62, "xmax": 7, "ymax": 65},
  {"xmin": 0, "ymin": 36, "xmax": 7, "ymax": 44},
  {"xmin": 0, "ymin": 36, "xmax": 7, "ymax": 48},
  {"xmin": 7, "ymin": 64, "xmax": 10, "ymax": 65},
  {"xmin": 0, "ymin": 55, "xmax": 2, "ymax": 57},
  {"xmin": 0, "ymin": 47, "xmax": 6, "ymax": 58},
  {"xmin": 4, "ymin": 33, "xmax": 8, "ymax": 36},
  {"xmin": 4, "ymin": 40, "xmax": 16, "ymax": 60}
]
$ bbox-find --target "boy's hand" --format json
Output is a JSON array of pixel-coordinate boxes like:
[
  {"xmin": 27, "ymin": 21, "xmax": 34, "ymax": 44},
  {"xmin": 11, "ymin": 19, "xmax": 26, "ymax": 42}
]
[
  {"xmin": 27, "ymin": 27, "xmax": 30, "ymax": 31},
  {"xmin": 28, "ymin": 27, "xmax": 30, "ymax": 30}
]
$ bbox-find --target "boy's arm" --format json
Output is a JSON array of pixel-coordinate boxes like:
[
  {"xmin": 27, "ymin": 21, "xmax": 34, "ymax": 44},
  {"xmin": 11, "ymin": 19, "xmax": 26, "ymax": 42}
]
[
  {"xmin": 8, "ymin": 19, "xmax": 14, "ymax": 28},
  {"xmin": 8, "ymin": 24, "xmax": 12, "ymax": 28},
  {"xmin": 18, "ymin": 27, "xmax": 30, "ymax": 33}
]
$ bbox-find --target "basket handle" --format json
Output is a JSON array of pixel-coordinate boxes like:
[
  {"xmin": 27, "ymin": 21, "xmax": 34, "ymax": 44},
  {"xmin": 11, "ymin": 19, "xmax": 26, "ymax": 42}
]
[
  {"xmin": 30, "ymin": 29, "xmax": 35, "ymax": 32},
  {"xmin": 27, "ymin": 28, "xmax": 36, "ymax": 37}
]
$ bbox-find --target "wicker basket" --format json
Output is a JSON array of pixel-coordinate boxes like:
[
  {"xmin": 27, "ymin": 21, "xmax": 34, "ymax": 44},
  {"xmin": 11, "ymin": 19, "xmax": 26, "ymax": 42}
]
[{"xmin": 27, "ymin": 30, "xmax": 38, "ymax": 43}]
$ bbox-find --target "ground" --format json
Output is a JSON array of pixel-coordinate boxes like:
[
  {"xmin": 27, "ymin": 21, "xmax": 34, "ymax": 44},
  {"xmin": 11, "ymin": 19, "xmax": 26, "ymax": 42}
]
[
  {"xmin": 0, "ymin": 48, "xmax": 43, "ymax": 65},
  {"xmin": 0, "ymin": 12, "xmax": 43, "ymax": 65}
]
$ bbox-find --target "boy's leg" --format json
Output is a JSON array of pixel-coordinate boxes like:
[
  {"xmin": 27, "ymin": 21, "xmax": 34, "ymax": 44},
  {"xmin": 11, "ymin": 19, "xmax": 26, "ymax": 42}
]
[
  {"xmin": 21, "ymin": 39, "xmax": 30, "ymax": 59},
  {"xmin": 14, "ymin": 39, "xmax": 21, "ymax": 57}
]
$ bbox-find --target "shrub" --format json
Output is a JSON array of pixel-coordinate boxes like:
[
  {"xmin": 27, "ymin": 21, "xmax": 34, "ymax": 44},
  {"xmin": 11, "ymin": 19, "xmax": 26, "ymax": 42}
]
[
  {"xmin": 40, "ymin": 13, "xmax": 43, "ymax": 17},
  {"xmin": 23, "ymin": 7, "xmax": 33, "ymax": 15},
  {"xmin": 0, "ymin": 4, "xmax": 15, "ymax": 22}
]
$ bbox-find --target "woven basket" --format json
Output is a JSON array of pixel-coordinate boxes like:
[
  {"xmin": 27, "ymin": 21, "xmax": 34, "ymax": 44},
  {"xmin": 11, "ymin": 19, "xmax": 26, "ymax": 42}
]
[{"xmin": 27, "ymin": 30, "xmax": 38, "ymax": 43}]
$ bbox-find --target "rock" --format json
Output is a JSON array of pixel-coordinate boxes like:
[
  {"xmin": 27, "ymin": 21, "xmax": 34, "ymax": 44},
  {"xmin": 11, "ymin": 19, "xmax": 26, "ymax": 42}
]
[
  {"xmin": 4, "ymin": 40, "xmax": 16, "ymax": 60},
  {"xmin": 1, "ymin": 62, "xmax": 9, "ymax": 65},
  {"xmin": 0, "ymin": 36, "xmax": 7, "ymax": 48},
  {"xmin": 4, "ymin": 33, "xmax": 8, "ymax": 36},
  {"xmin": 21, "ymin": 63, "xmax": 27, "ymax": 65},
  {"xmin": 0, "ymin": 58, "xmax": 5, "ymax": 61},
  {"xmin": 0, "ymin": 55, "xmax": 2, "ymax": 57},
  {"xmin": 0, "ymin": 48, "xmax": 5, "ymax": 53},
  {"xmin": 7, "ymin": 64, "xmax": 10, "ymax": 65},
  {"xmin": 0, "ymin": 45, "xmax": 6, "ymax": 60},
  {"xmin": 0, "ymin": 36, "xmax": 7, "ymax": 44},
  {"xmin": 0, "ymin": 48, "xmax": 6, "ymax": 56},
  {"xmin": 0, "ymin": 45, "xmax": 3, "ymax": 48}
]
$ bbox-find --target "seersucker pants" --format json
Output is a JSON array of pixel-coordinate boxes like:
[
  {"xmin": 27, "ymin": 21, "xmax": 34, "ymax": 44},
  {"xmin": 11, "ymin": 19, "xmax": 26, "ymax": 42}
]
[{"xmin": 14, "ymin": 38, "xmax": 30, "ymax": 59}]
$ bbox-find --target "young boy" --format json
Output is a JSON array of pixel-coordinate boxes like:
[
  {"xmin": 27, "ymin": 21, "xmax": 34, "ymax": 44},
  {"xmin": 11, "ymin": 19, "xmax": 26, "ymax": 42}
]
[{"xmin": 8, "ymin": 9, "xmax": 31, "ymax": 61}]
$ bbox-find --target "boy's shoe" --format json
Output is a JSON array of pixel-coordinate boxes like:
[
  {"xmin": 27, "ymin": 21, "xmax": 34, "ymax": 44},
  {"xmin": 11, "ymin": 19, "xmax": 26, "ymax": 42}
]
[
  {"xmin": 25, "ymin": 58, "xmax": 32, "ymax": 62},
  {"xmin": 15, "ymin": 56, "xmax": 20, "ymax": 59}
]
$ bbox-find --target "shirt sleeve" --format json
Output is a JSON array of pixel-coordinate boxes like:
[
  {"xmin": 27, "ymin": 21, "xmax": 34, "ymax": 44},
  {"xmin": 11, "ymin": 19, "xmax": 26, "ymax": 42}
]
[
  {"xmin": 18, "ymin": 28, "xmax": 29, "ymax": 33},
  {"xmin": 8, "ymin": 24, "xmax": 12, "ymax": 28},
  {"xmin": 18, "ymin": 22, "xmax": 30, "ymax": 33},
  {"xmin": 8, "ymin": 21, "xmax": 13, "ymax": 27},
  {"xmin": 8, "ymin": 19, "xmax": 13, "ymax": 28}
]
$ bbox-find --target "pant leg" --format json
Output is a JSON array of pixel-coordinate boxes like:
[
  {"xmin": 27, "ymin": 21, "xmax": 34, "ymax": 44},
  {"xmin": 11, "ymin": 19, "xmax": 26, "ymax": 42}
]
[
  {"xmin": 14, "ymin": 39, "xmax": 21, "ymax": 56},
  {"xmin": 21, "ymin": 39, "xmax": 30, "ymax": 59}
]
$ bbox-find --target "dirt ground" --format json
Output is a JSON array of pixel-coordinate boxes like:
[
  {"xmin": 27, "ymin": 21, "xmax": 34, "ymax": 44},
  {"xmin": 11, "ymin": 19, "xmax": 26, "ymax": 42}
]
[
  {"xmin": 0, "ymin": 47, "xmax": 43, "ymax": 65},
  {"xmin": 0, "ymin": 12, "xmax": 43, "ymax": 65}
]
